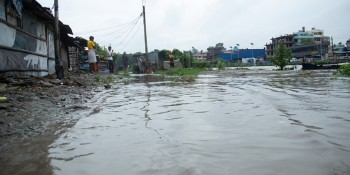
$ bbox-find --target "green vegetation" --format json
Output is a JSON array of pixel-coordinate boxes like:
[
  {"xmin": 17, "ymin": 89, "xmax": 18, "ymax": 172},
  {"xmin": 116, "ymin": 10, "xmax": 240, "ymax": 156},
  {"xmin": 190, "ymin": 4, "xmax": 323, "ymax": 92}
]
[
  {"xmin": 215, "ymin": 58, "xmax": 226, "ymax": 70},
  {"xmin": 300, "ymin": 38, "xmax": 315, "ymax": 45},
  {"xmin": 338, "ymin": 64, "xmax": 350, "ymax": 76},
  {"xmin": 162, "ymin": 68, "xmax": 205, "ymax": 76},
  {"xmin": 270, "ymin": 43, "xmax": 292, "ymax": 70},
  {"xmin": 95, "ymin": 43, "xmax": 108, "ymax": 60},
  {"xmin": 192, "ymin": 60, "xmax": 211, "ymax": 69},
  {"xmin": 313, "ymin": 59, "xmax": 337, "ymax": 65},
  {"xmin": 95, "ymin": 74, "xmax": 116, "ymax": 84}
]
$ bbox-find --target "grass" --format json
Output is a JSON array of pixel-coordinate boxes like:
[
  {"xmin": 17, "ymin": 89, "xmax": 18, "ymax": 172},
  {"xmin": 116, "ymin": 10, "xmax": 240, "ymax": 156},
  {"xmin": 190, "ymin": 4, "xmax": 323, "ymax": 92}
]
[
  {"xmin": 338, "ymin": 64, "xmax": 350, "ymax": 76},
  {"xmin": 155, "ymin": 68, "xmax": 208, "ymax": 83},
  {"xmin": 157, "ymin": 68, "xmax": 207, "ymax": 76},
  {"xmin": 95, "ymin": 74, "xmax": 116, "ymax": 84}
]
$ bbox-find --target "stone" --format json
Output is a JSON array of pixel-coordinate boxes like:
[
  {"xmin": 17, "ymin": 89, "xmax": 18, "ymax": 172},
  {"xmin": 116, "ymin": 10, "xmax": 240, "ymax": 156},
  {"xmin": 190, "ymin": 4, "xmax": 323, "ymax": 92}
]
[
  {"xmin": 0, "ymin": 103, "xmax": 14, "ymax": 110},
  {"xmin": 72, "ymin": 104, "xmax": 88, "ymax": 109},
  {"xmin": 0, "ymin": 83, "xmax": 7, "ymax": 92},
  {"xmin": 41, "ymin": 82, "xmax": 54, "ymax": 87},
  {"xmin": 50, "ymin": 79, "xmax": 62, "ymax": 85}
]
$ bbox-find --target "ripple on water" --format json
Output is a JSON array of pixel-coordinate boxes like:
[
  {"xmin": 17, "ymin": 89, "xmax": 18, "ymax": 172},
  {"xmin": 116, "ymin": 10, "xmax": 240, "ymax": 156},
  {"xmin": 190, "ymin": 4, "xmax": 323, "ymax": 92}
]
[{"xmin": 44, "ymin": 71, "xmax": 350, "ymax": 174}]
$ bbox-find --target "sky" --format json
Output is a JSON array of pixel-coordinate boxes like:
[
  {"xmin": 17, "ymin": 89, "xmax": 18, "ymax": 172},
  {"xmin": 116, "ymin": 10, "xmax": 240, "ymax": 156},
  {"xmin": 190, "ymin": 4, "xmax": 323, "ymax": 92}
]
[{"xmin": 36, "ymin": 0, "xmax": 350, "ymax": 54}]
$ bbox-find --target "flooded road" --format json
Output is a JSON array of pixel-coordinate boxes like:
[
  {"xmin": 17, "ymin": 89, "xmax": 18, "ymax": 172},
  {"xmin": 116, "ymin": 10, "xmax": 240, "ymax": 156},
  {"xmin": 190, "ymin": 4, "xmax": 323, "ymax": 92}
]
[{"xmin": 2, "ymin": 69, "xmax": 350, "ymax": 175}]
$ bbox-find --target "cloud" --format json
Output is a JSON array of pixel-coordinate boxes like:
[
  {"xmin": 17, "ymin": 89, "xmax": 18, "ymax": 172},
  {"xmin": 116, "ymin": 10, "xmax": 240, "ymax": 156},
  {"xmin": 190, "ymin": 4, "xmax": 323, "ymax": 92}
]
[{"xmin": 36, "ymin": 0, "xmax": 350, "ymax": 53}]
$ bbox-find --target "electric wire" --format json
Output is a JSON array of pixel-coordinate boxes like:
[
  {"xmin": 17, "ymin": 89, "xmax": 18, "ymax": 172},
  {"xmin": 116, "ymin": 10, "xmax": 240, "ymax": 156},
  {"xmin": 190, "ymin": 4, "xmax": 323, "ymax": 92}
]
[
  {"xmin": 117, "ymin": 15, "xmax": 142, "ymax": 45},
  {"xmin": 77, "ymin": 1, "xmax": 146, "ymax": 52},
  {"xmin": 98, "ymin": 13, "xmax": 143, "ymax": 51},
  {"xmin": 74, "ymin": 15, "xmax": 141, "ymax": 36},
  {"xmin": 120, "ymin": 22, "xmax": 143, "ymax": 51}
]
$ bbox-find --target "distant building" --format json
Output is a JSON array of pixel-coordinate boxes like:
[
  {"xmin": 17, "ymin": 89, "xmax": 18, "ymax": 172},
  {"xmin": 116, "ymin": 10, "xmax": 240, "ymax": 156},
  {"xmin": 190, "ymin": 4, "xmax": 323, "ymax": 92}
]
[
  {"xmin": 207, "ymin": 43, "xmax": 226, "ymax": 61},
  {"xmin": 332, "ymin": 42, "xmax": 348, "ymax": 58},
  {"xmin": 219, "ymin": 49, "xmax": 265, "ymax": 61},
  {"xmin": 309, "ymin": 27, "xmax": 330, "ymax": 44},
  {"xmin": 148, "ymin": 51, "xmax": 159, "ymax": 66},
  {"xmin": 290, "ymin": 27, "xmax": 330, "ymax": 58},
  {"xmin": 265, "ymin": 27, "xmax": 330, "ymax": 59},
  {"xmin": 194, "ymin": 52, "xmax": 207, "ymax": 61},
  {"xmin": 265, "ymin": 34, "xmax": 295, "ymax": 58}
]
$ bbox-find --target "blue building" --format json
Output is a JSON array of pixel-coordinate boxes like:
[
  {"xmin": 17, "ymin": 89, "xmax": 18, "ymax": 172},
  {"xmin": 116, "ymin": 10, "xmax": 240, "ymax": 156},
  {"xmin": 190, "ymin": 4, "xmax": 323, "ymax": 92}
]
[{"xmin": 219, "ymin": 49, "xmax": 266, "ymax": 61}]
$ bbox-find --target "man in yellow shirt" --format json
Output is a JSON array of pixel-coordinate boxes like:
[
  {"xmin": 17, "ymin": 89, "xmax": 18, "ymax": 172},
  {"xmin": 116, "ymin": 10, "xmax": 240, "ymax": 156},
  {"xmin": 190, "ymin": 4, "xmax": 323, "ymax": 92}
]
[{"xmin": 87, "ymin": 36, "xmax": 97, "ymax": 73}]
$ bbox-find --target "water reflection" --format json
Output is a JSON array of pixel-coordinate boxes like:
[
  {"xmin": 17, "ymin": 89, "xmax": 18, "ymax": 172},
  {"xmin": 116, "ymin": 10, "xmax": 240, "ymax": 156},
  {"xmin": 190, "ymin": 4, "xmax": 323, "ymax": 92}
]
[{"xmin": 48, "ymin": 70, "xmax": 350, "ymax": 175}]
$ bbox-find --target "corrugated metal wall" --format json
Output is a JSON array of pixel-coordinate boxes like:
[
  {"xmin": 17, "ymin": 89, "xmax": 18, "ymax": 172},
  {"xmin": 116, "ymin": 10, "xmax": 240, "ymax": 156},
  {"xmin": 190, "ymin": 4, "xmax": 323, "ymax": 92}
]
[
  {"xmin": 0, "ymin": 0, "xmax": 56, "ymax": 76},
  {"xmin": 219, "ymin": 49, "xmax": 266, "ymax": 61}
]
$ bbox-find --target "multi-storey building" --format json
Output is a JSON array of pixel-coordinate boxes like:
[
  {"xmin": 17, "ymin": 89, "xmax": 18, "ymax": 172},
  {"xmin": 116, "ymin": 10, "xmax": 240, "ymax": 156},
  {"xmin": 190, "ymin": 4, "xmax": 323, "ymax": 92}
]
[
  {"xmin": 265, "ymin": 27, "xmax": 330, "ymax": 59},
  {"xmin": 290, "ymin": 27, "xmax": 330, "ymax": 58},
  {"xmin": 194, "ymin": 52, "xmax": 207, "ymax": 61},
  {"xmin": 265, "ymin": 34, "xmax": 295, "ymax": 58},
  {"xmin": 309, "ymin": 27, "xmax": 327, "ymax": 44}
]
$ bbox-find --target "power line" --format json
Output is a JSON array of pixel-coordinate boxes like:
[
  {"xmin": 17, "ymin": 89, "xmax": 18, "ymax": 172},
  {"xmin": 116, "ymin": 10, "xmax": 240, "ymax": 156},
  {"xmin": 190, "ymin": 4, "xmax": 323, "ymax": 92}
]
[
  {"xmin": 120, "ymin": 23, "xmax": 143, "ymax": 51},
  {"xmin": 98, "ymin": 13, "xmax": 143, "ymax": 50},
  {"xmin": 95, "ymin": 18, "xmax": 140, "ymax": 38},
  {"xmin": 117, "ymin": 14, "xmax": 142, "ymax": 46},
  {"xmin": 74, "ymin": 17, "xmax": 141, "ymax": 36}
]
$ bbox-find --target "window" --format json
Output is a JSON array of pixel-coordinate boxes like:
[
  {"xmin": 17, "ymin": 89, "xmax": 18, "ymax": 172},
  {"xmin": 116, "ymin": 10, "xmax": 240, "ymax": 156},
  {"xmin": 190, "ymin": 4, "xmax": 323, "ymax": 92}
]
[{"xmin": 6, "ymin": 3, "xmax": 22, "ymax": 28}]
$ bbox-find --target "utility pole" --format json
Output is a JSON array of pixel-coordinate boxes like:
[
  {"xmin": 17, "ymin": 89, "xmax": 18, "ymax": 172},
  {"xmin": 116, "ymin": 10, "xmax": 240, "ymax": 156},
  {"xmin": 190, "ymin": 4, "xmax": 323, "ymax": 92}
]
[
  {"xmin": 331, "ymin": 36, "xmax": 335, "ymax": 63},
  {"xmin": 142, "ymin": 5, "xmax": 150, "ymax": 72},
  {"xmin": 320, "ymin": 42, "xmax": 323, "ymax": 59},
  {"xmin": 54, "ymin": 0, "xmax": 64, "ymax": 79}
]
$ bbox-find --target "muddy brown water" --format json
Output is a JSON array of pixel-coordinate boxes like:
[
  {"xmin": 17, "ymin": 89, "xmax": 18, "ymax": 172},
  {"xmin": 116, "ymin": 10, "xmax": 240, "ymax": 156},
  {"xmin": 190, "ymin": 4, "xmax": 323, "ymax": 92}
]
[{"xmin": 2, "ymin": 69, "xmax": 350, "ymax": 175}]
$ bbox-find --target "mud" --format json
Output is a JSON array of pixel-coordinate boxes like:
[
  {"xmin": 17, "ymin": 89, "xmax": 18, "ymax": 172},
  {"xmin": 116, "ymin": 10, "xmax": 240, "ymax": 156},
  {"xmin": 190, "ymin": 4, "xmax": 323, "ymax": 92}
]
[{"xmin": 0, "ymin": 71, "xmax": 107, "ymax": 142}]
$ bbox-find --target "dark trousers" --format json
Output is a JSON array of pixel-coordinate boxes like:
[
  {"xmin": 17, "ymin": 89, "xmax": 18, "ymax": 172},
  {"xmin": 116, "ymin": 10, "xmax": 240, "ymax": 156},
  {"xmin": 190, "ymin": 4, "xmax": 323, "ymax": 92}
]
[
  {"xmin": 108, "ymin": 60, "xmax": 114, "ymax": 73},
  {"xmin": 170, "ymin": 61, "xmax": 175, "ymax": 68}
]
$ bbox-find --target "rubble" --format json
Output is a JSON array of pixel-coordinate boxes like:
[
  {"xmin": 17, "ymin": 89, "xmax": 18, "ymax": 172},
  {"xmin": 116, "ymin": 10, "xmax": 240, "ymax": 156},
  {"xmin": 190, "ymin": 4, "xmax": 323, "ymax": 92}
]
[{"xmin": 0, "ymin": 71, "xmax": 105, "ymax": 141}]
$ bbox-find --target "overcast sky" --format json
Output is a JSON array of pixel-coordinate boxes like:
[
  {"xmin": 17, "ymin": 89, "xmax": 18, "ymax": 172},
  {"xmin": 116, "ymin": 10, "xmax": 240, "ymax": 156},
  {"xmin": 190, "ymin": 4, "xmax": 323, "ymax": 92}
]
[{"xmin": 36, "ymin": 0, "xmax": 350, "ymax": 53}]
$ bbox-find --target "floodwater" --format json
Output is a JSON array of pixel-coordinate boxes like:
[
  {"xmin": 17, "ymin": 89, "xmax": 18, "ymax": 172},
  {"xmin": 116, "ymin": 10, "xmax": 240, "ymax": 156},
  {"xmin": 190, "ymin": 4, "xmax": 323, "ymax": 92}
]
[{"xmin": 4, "ymin": 69, "xmax": 350, "ymax": 175}]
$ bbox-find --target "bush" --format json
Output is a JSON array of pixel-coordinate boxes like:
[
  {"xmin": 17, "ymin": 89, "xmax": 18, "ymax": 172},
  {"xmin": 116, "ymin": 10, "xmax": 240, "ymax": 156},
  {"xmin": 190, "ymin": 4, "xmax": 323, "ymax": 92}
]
[
  {"xmin": 166, "ymin": 68, "xmax": 204, "ymax": 76},
  {"xmin": 216, "ymin": 58, "xmax": 225, "ymax": 70},
  {"xmin": 314, "ymin": 59, "xmax": 332, "ymax": 65},
  {"xmin": 339, "ymin": 64, "xmax": 350, "ymax": 76},
  {"xmin": 192, "ymin": 60, "xmax": 210, "ymax": 69}
]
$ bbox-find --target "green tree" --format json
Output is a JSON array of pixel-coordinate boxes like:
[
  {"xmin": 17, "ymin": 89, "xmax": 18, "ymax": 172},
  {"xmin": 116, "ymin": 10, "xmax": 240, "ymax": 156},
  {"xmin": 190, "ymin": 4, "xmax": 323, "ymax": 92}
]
[
  {"xmin": 180, "ymin": 51, "xmax": 195, "ymax": 68},
  {"xmin": 339, "ymin": 64, "xmax": 350, "ymax": 76},
  {"xmin": 172, "ymin": 49, "xmax": 183, "ymax": 60},
  {"xmin": 95, "ymin": 43, "xmax": 108, "ymax": 60},
  {"xmin": 271, "ymin": 43, "xmax": 292, "ymax": 70},
  {"xmin": 300, "ymin": 38, "xmax": 315, "ymax": 45},
  {"xmin": 215, "ymin": 58, "xmax": 225, "ymax": 70}
]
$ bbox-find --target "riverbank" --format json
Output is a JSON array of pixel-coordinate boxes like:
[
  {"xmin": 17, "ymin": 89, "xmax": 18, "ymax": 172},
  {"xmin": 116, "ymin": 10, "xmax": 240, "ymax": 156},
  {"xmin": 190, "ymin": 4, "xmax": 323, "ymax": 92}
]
[{"xmin": 0, "ymin": 71, "xmax": 113, "ymax": 143}]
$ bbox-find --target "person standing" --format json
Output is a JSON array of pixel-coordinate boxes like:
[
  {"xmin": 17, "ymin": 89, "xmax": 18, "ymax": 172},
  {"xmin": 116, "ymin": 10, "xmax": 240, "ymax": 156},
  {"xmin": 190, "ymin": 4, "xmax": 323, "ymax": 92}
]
[
  {"xmin": 107, "ymin": 46, "xmax": 114, "ymax": 74},
  {"xmin": 122, "ymin": 52, "xmax": 128, "ymax": 73},
  {"xmin": 169, "ymin": 51, "xmax": 175, "ymax": 68},
  {"xmin": 87, "ymin": 36, "xmax": 97, "ymax": 73}
]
